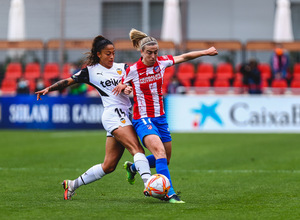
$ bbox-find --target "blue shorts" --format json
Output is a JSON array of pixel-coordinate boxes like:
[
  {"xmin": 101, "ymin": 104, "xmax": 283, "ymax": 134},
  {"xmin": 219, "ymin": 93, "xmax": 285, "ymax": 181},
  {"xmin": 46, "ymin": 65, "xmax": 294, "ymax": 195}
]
[{"xmin": 132, "ymin": 114, "xmax": 172, "ymax": 147}]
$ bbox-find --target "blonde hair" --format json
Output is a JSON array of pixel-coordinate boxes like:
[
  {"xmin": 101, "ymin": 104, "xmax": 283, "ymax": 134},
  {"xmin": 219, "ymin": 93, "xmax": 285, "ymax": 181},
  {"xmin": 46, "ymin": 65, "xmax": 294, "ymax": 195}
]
[{"xmin": 129, "ymin": 28, "xmax": 158, "ymax": 51}]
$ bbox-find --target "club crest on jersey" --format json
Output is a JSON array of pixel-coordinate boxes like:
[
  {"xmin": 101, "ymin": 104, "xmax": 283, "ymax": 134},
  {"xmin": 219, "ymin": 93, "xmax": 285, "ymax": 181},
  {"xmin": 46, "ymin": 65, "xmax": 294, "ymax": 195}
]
[
  {"xmin": 153, "ymin": 65, "xmax": 160, "ymax": 73},
  {"xmin": 147, "ymin": 124, "xmax": 152, "ymax": 130},
  {"xmin": 116, "ymin": 68, "xmax": 122, "ymax": 75},
  {"xmin": 120, "ymin": 118, "xmax": 126, "ymax": 124}
]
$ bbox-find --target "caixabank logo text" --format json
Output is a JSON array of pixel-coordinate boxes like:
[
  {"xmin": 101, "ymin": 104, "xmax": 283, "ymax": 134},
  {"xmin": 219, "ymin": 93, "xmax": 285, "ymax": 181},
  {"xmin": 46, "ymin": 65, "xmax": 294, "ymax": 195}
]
[{"xmin": 192, "ymin": 101, "xmax": 300, "ymax": 129}]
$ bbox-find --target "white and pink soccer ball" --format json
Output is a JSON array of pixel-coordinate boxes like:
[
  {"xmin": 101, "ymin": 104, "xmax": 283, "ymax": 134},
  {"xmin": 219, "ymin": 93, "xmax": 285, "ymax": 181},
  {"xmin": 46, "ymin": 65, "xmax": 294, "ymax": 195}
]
[{"xmin": 145, "ymin": 174, "xmax": 171, "ymax": 199}]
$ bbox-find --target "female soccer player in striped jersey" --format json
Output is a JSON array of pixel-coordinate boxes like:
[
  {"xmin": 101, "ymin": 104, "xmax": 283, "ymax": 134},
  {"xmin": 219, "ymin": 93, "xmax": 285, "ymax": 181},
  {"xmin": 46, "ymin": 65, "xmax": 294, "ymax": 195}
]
[
  {"xmin": 113, "ymin": 28, "xmax": 218, "ymax": 203},
  {"xmin": 35, "ymin": 35, "xmax": 151, "ymax": 200}
]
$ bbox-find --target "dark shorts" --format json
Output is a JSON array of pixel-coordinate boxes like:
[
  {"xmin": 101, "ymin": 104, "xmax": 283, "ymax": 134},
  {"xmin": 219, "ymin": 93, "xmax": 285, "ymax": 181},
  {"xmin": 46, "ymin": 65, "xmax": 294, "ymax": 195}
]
[{"xmin": 132, "ymin": 114, "xmax": 172, "ymax": 146}]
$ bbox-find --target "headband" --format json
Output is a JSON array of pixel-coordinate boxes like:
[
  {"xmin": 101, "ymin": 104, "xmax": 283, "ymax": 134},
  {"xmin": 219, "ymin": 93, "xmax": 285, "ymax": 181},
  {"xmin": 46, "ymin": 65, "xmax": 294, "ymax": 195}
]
[{"xmin": 141, "ymin": 40, "xmax": 158, "ymax": 49}]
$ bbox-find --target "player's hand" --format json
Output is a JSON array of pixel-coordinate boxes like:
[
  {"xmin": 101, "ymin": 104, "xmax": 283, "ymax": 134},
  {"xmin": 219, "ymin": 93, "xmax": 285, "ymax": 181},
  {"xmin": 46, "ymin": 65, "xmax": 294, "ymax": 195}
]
[
  {"xmin": 206, "ymin": 47, "xmax": 218, "ymax": 56},
  {"xmin": 124, "ymin": 86, "xmax": 133, "ymax": 95},
  {"xmin": 112, "ymin": 83, "xmax": 127, "ymax": 95},
  {"xmin": 35, "ymin": 88, "xmax": 49, "ymax": 100}
]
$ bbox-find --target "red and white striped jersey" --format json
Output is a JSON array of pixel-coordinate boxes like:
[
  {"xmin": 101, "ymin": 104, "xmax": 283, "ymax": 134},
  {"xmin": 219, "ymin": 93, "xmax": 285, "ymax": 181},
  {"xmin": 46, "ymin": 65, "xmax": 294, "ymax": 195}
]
[{"xmin": 122, "ymin": 55, "xmax": 174, "ymax": 119}]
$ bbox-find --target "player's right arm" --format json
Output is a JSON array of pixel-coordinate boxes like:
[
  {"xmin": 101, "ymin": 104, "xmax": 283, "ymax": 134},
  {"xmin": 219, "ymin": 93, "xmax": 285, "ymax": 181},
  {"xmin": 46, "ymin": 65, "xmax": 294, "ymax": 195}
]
[{"xmin": 35, "ymin": 77, "xmax": 76, "ymax": 100}]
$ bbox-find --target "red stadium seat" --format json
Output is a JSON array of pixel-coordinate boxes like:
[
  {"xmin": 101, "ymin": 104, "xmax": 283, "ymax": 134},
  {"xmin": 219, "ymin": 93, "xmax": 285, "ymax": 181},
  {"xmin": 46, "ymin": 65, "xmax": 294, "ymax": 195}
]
[
  {"xmin": 163, "ymin": 65, "xmax": 175, "ymax": 82},
  {"xmin": 196, "ymin": 63, "xmax": 214, "ymax": 78},
  {"xmin": 24, "ymin": 63, "xmax": 41, "ymax": 80},
  {"xmin": 176, "ymin": 63, "xmax": 194, "ymax": 88},
  {"xmin": 290, "ymin": 80, "xmax": 300, "ymax": 95},
  {"xmin": 232, "ymin": 78, "xmax": 246, "ymax": 94},
  {"xmin": 196, "ymin": 63, "xmax": 214, "ymax": 81},
  {"xmin": 213, "ymin": 79, "xmax": 230, "ymax": 94},
  {"xmin": 258, "ymin": 63, "xmax": 271, "ymax": 80},
  {"xmin": 215, "ymin": 63, "xmax": 233, "ymax": 80},
  {"xmin": 292, "ymin": 72, "xmax": 300, "ymax": 81},
  {"xmin": 61, "ymin": 63, "xmax": 73, "ymax": 79},
  {"xmin": 1, "ymin": 78, "xmax": 17, "ymax": 95},
  {"xmin": 177, "ymin": 62, "xmax": 195, "ymax": 81},
  {"xmin": 293, "ymin": 63, "xmax": 300, "ymax": 74},
  {"xmin": 194, "ymin": 79, "xmax": 210, "ymax": 87},
  {"xmin": 5, "ymin": 62, "xmax": 23, "ymax": 79},
  {"xmin": 194, "ymin": 79, "xmax": 211, "ymax": 94},
  {"xmin": 271, "ymin": 79, "xmax": 287, "ymax": 94},
  {"xmin": 43, "ymin": 63, "xmax": 60, "ymax": 80},
  {"xmin": 261, "ymin": 80, "xmax": 269, "ymax": 88},
  {"xmin": 234, "ymin": 72, "xmax": 243, "ymax": 82},
  {"xmin": 195, "ymin": 72, "xmax": 213, "ymax": 81},
  {"xmin": 179, "ymin": 79, "xmax": 192, "ymax": 87},
  {"xmin": 27, "ymin": 79, "xmax": 36, "ymax": 93}
]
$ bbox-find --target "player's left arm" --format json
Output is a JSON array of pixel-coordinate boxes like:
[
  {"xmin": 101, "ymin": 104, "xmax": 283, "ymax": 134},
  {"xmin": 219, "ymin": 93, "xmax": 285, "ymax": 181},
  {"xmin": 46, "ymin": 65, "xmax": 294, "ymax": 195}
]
[
  {"xmin": 35, "ymin": 77, "xmax": 76, "ymax": 100},
  {"xmin": 173, "ymin": 47, "xmax": 218, "ymax": 64}
]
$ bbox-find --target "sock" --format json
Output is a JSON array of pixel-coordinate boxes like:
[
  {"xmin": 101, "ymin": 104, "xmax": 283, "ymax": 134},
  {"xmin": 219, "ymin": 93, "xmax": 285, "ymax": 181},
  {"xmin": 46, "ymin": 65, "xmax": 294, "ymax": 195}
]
[
  {"xmin": 156, "ymin": 158, "xmax": 176, "ymax": 196},
  {"xmin": 72, "ymin": 164, "xmax": 106, "ymax": 190},
  {"xmin": 147, "ymin": 155, "xmax": 156, "ymax": 168},
  {"xmin": 131, "ymin": 154, "xmax": 156, "ymax": 172},
  {"xmin": 134, "ymin": 153, "xmax": 151, "ymax": 187}
]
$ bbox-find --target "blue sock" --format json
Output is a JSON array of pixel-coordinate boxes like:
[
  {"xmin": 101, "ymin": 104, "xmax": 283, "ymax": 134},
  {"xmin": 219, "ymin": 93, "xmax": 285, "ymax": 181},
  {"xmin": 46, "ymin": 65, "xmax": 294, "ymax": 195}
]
[
  {"xmin": 131, "ymin": 154, "xmax": 156, "ymax": 172},
  {"xmin": 131, "ymin": 163, "xmax": 136, "ymax": 172},
  {"xmin": 156, "ymin": 158, "xmax": 176, "ymax": 196},
  {"xmin": 147, "ymin": 155, "xmax": 156, "ymax": 168}
]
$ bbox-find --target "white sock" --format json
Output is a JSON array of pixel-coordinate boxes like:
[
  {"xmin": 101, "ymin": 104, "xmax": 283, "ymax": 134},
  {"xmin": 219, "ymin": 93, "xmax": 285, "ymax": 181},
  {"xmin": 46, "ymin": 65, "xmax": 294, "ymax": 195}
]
[
  {"xmin": 72, "ymin": 164, "xmax": 106, "ymax": 190},
  {"xmin": 134, "ymin": 153, "xmax": 151, "ymax": 187}
]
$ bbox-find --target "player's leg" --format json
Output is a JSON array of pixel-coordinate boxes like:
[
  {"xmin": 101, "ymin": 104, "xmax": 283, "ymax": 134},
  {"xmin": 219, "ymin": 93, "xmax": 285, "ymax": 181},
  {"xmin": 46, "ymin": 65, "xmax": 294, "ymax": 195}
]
[
  {"xmin": 132, "ymin": 116, "xmax": 184, "ymax": 203},
  {"xmin": 143, "ymin": 134, "xmax": 175, "ymax": 194},
  {"xmin": 130, "ymin": 114, "xmax": 172, "ymax": 172},
  {"xmin": 144, "ymin": 136, "xmax": 184, "ymax": 203},
  {"xmin": 102, "ymin": 107, "xmax": 151, "ymax": 186},
  {"xmin": 131, "ymin": 118, "xmax": 174, "ymax": 192},
  {"xmin": 62, "ymin": 136, "xmax": 124, "ymax": 200},
  {"xmin": 112, "ymin": 125, "xmax": 151, "ymax": 186},
  {"xmin": 131, "ymin": 142, "xmax": 171, "ymax": 174},
  {"xmin": 130, "ymin": 154, "xmax": 156, "ymax": 173}
]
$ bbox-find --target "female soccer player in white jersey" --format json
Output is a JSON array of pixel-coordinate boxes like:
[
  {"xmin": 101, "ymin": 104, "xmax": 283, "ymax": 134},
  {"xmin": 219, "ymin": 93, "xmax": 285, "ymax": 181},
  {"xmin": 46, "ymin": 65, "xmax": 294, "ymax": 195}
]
[
  {"xmin": 113, "ymin": 28, "xmax": 218, "ymax": 203},
  {"xmin": 35, "ymin": 35, "xmax": 152, "ymax": 200}
]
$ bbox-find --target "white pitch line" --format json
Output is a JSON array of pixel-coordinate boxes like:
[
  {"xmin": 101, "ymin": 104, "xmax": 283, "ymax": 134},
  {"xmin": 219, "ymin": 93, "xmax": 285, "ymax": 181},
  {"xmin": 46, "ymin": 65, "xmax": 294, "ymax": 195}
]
[
  {"xmin": 173, "ymin": 169, "xmax": 300, "ymax": 174},
  {"xmin": 0, "ymin": 167, "xmax": 84, "ymax": 172},
  {"xmin": 1, "ymin": 167, "xmax": 300, "ymax": 174}
]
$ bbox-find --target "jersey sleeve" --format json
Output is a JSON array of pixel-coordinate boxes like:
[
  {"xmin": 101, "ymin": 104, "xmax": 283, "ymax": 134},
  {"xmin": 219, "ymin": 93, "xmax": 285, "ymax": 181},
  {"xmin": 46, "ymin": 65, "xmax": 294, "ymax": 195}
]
[
  {"xmin": 71, "ymin": 67, "xmax": 90, "ymax": 83},
  {"xmin": 121, "ymin": 66, "xmax": 135, "ymax": 84},
  {"xmin": 159, "ymin": 55, "xmax": 175, "ymax": 67}
]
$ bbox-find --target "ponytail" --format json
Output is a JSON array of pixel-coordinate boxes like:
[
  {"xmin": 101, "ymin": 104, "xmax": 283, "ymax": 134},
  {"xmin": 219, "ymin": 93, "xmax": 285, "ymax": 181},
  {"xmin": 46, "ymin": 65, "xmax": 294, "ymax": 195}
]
[{"xmin": 129, "ymin": 28, "xmax": 158, "ymax": 51}]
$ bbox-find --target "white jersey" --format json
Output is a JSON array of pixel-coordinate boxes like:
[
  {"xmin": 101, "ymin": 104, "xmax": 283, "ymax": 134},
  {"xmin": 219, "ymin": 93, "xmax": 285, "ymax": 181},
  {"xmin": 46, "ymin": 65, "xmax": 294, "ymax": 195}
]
[{"xmin": 72, "ymin": 63, "xmax": 132, "ymax": 109}]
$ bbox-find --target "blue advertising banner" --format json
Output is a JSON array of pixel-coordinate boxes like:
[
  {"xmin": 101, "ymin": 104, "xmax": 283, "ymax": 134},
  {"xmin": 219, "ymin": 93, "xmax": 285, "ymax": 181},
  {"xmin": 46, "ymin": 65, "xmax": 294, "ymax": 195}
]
[{"xmin": 0, "ymin": 96, "xmax": 104, "ymax": 129}]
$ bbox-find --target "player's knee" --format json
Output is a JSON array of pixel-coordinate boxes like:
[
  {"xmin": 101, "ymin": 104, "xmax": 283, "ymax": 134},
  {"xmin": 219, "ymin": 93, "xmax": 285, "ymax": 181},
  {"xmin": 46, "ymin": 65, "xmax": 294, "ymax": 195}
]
[
  {"xmin": 102, "ymin": 164, "xmax": 117, "ymax": 174},
  {"xmin": 155, "ymin": 149, "xmax": 167, "ymax": 159},
  {"xmin": 127, "ymin": 144, "xmax": 145, "ymax": 156}
]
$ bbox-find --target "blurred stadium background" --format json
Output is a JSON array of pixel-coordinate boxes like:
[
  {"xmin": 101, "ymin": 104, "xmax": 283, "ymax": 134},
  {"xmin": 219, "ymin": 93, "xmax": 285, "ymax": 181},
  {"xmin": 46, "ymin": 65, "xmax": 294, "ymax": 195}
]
[
  {"xmin": 0, "ymin": 0, "xmax": 299, "ymax": 132},
  {"xmin": 1, "ymin": 1, "xmax": 300, "ymax": 219}
]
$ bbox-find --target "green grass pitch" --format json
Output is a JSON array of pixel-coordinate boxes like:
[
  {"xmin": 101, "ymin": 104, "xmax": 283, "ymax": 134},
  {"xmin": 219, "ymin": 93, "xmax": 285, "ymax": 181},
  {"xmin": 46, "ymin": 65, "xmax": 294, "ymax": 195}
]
[{"xmin": 0, "ymin": 131, "xmax": 300, "ymax": 219}]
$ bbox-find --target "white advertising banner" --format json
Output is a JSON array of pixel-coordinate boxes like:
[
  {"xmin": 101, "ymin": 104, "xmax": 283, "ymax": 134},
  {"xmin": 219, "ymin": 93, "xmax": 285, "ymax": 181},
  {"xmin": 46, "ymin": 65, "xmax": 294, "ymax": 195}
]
[{"xmin": 165, "ymin": 95, "xmax": 300, "ymax": 133}]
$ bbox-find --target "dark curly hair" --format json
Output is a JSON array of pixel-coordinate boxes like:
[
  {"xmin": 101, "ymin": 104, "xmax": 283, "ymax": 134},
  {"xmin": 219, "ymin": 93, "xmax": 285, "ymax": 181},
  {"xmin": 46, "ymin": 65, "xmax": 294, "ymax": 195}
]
[{"xmin": 85, "ymin": 35, "xmax": 113, "ymax": 66}]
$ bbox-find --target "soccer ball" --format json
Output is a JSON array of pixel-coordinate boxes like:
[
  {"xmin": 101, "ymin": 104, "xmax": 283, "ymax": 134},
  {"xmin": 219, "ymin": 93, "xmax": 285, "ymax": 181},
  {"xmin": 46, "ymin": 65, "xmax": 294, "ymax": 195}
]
[{"xmin": 145, "ymin": 174, "xmax": 170, "ymax": 199}]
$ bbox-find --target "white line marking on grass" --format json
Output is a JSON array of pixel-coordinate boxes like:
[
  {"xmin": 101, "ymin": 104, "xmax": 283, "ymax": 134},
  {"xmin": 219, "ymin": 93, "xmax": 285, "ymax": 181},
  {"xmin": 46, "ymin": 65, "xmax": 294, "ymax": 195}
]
[
  {"xmin": 174, "ymin": 169, "xmax": 300, "ymax": 174},
  {"xmin": 0, "ymin": 167, "xmax": 84, "ymax": 172},
  {"xmin": 1, "ymin": 167, "xmax": 300, "ymax": 174}
]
